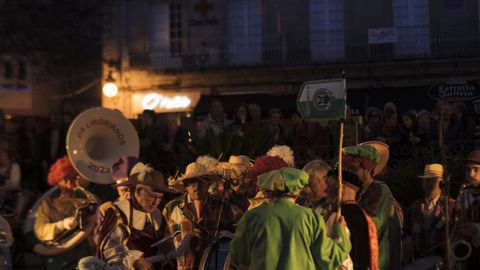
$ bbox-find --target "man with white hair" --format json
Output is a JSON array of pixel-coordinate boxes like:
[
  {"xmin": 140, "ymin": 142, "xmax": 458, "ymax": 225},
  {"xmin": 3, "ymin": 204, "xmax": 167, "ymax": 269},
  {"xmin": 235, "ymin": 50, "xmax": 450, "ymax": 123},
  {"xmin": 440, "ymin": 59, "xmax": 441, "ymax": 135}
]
[{"xmin": 299, "ymin": 159, "xmax": 331, "ymax": 215}]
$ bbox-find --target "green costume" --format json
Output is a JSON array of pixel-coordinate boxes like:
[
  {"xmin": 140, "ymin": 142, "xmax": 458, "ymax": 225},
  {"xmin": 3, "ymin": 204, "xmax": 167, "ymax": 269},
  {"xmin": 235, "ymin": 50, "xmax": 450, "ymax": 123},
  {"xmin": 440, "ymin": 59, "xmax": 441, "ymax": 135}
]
[
  {"xmin": 358, "ymin": 181, "xmax": 393, "ymax": 270},
  {"xmin": 343, "ymin": 145, "xmax": 396, "ymax": 270},
  {"xmin": 230, "ymin": 199, "xmax": 351, "ymax": 270},
  {"xmin": 230, "ymin": 167, "xmax": 351, "ymax": 270}
]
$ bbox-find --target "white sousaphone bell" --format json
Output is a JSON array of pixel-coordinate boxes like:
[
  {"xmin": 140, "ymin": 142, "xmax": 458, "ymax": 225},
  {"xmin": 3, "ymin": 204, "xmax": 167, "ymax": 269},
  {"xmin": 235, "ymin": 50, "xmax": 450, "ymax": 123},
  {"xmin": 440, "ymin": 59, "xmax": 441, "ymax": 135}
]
[
  {"xmin": 66, "ymin": 107, "xmax": 140, "ymax": 184},
  {"xmin": 24, "ymin": 107, "xmax": 140, "ymax": 256}
]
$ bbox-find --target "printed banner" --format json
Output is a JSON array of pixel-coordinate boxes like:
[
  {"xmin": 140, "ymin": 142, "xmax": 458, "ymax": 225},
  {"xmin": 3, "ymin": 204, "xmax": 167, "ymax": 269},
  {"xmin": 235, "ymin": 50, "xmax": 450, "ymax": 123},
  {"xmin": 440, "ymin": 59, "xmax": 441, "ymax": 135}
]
[{"xmin": 368, "ymin": 28, "xmax": 398, "ymax": 44}]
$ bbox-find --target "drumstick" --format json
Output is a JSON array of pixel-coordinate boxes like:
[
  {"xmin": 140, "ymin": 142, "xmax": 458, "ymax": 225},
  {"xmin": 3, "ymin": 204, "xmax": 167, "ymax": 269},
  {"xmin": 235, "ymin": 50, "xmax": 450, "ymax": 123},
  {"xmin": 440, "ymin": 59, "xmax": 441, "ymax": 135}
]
[
  {"xmin": 148, "ymin": 233, "xmax": 193, "ymax": 263},
  {"xmin": 150, "ymin": 230, "xmax": 181, "ymax": 247}
]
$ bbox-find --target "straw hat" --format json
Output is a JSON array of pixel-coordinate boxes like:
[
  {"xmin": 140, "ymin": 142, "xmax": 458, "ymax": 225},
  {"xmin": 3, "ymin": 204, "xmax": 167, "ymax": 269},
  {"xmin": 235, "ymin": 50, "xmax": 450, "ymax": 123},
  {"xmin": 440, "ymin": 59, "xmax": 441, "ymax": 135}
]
[
  {"xmin": 176, "ymin": 162, "xmax": 218, "ymax": 185},
  {"xmin": 418, "ymin": 163, "xmax": 443, "ymax": 179},
  {"xmin": 209, "ymin": 155, "xmax": 251, "ymax": 181},
  {"xmin": 196, "ymin": 155, "xmax": 219, "ymax": 169},
  {"xmin": 359, "ymin": 141, "xmax": 389, "ymax": 176},
  {"xmin": 228, "ymin": 155, "xmax": 251, "ymax": 167}
]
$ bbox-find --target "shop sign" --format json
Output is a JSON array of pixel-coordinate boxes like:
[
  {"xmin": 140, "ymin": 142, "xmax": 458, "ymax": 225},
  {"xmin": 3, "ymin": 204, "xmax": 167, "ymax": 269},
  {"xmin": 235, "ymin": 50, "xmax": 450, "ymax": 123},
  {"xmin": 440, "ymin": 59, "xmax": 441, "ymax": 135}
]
[
  {"xmin": 428, "ymin": 83, "xmax": 480, "ymax": 101},
  {"xmin": 132, "ymin": 91, "xmax": 201, "ymax": 113}
]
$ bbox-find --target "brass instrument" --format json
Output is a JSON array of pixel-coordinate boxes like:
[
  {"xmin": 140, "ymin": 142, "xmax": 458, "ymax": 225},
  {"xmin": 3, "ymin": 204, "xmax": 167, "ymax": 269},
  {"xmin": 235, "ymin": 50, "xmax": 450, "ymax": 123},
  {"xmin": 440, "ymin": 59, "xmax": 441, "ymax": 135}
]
[
  {"xmin": 23, "ymin": 107, "xmax": 140, "ymax": 256},
  {"xmin": 451, "ymin": 184, "xmax": 472, "ymax": 263}
]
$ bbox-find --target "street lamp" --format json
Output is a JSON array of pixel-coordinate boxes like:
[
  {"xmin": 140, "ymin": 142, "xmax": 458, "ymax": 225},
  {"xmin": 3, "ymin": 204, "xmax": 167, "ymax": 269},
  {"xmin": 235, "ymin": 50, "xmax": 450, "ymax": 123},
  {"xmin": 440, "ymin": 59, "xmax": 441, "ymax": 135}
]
[{"xmin": 102, "ymin": 71, "xmax": 118, "ymax": 97}]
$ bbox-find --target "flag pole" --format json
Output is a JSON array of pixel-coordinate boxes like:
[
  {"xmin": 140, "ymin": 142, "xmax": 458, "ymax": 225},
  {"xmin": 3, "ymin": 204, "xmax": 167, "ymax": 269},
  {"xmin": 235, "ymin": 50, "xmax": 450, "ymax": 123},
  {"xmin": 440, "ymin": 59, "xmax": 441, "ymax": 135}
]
[
  {"xmin": 337, "ymin": 118, "xmax": 344, "ymax": 216},
  {"xmin": 337, "ymin": 71, "xmax": 346, "ymax": 216}
]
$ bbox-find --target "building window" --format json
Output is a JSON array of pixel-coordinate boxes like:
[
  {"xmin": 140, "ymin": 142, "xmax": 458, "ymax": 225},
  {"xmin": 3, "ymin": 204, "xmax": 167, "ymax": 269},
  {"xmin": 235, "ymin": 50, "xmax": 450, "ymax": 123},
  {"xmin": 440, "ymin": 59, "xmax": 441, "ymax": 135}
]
[
  {"xmin": 393, "ymin": 0, "xmax": 430, "ymax": 56},
  {"xmin": 18, "ymin": 60, "xmax": 27, "ymax": 80},
  {"xmin": 4, "ymin": 60, "xmax": 13, "ymax": 80},
  {"xmin": 309, "ymin": 0, "xmax": 345, "ymax": 61},
  {"xmin": 228, "ymin": 0, "xmax": 262, "ymax": 65},
  {"xmin": 169, "ymin": 3, "xmax": 182, "ymax": 57}
]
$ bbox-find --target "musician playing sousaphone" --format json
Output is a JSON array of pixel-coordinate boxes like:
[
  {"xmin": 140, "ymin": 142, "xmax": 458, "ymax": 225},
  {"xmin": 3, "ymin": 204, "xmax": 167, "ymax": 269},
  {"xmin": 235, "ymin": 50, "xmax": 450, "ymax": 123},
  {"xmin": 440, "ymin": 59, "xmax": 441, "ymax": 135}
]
[{"xmin": 33, "ymin": 156, "xmax": 96, "ymax": 270}]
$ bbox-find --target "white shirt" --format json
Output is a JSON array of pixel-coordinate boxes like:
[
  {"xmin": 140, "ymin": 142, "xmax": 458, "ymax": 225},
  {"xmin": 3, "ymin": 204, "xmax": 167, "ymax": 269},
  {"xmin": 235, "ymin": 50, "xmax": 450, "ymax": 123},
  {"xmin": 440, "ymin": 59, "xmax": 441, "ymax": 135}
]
[{"xmin": 422, "ymin": 194, "xmax": 441, "ymax": 226}]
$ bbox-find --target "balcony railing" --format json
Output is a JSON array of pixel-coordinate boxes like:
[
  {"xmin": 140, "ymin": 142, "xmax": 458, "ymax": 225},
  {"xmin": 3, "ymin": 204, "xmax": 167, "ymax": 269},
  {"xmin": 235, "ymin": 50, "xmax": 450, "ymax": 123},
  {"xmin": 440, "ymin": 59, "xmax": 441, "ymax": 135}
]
[{"xmin": 128, "ymin": 27, "xmax": 480, "ymax": 70}]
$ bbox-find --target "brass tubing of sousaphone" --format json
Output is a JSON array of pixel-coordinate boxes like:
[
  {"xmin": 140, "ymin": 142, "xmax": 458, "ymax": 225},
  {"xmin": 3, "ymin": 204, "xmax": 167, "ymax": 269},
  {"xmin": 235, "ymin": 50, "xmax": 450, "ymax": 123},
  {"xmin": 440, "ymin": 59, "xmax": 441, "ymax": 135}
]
[{"xmin": 23, "ymin": 186, "xmax": 99, "ymax": 256}]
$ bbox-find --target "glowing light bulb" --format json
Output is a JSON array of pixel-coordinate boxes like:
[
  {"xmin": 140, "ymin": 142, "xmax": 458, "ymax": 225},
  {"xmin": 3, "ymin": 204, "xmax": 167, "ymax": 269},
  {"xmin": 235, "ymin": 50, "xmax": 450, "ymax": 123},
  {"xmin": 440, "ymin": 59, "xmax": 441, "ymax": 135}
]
[{"xmin": 102, "ymin": 82, "xmax": 118, "ymax": 97}]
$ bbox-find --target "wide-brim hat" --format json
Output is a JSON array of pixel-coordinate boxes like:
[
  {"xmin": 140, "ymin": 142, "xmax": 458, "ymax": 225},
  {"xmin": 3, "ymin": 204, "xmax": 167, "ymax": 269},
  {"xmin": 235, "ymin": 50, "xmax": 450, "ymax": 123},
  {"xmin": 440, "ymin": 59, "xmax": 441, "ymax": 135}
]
[
  {"xmin": 210, "ymin": 155, "xmax": 252, "ymax": 180},
  {"xmin": 228, "ymin": 155, "xmax": 252, "ymax": 167},
  {"xmin": 176, "ymin": 162, "xmax": 219, "ymax": 186},
  {"xmin": 342, "ymin": 145, "xmax": 379, "ymax": 171},
  {"xmin": 418, "ymin": 163, "xmax": 444, "ymax": 179},
  {"xmin": 358, "ymin": 141, "xmax": 389, "ymax": 176},
  {"xmin": 465, "ymin": 150, "xmax": 480, "ymax": 165},
  {"xmin": 196, "ymin": 155, "xmax": 219, "ymax": 169},
  {"xmin": 130, "ymin": 165, "xmax": 179, "ymax": 194}
]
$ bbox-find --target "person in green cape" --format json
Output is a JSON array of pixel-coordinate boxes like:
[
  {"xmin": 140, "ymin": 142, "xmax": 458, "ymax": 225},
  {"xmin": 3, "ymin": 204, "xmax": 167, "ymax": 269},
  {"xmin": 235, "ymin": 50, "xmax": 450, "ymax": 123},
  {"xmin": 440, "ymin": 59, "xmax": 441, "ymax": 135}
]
[
  {"xmin": 229, "ymin": 167, "xmax": 351, "ymax": 270},
  {"xmin": 342, "ymin": 144, "xmax": 399, "ymax": 270}
]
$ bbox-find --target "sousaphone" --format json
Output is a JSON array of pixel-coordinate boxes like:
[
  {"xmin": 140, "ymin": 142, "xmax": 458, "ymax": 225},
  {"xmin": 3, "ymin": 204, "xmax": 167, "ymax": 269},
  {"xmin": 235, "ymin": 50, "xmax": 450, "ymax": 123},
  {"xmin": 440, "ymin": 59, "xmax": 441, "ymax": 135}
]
[
  {"xmin": 66, "ymin": 107, "xmax": 140, "ymax": 184},
  {"xmin": 24, "ymin": 107, "xmax": 140, "ymax": 256}
]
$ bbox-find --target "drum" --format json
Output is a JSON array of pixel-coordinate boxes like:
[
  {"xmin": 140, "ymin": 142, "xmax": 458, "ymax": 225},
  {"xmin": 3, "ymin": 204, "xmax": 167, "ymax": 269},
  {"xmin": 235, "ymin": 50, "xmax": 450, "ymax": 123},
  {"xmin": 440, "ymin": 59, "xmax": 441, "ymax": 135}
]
[
  {"xmin": 199, "ymin": 231, "xmax": 239, "ymax": 270},
  {"xmin": 403, "ymin": 256, "xmax": 444, "ymax": 270}
]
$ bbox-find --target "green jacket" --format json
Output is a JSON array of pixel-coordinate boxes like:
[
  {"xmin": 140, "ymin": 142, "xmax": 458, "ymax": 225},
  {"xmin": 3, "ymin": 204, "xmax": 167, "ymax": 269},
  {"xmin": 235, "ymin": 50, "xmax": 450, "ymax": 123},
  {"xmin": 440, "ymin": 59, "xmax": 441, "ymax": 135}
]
[{"xmin": 230, "ymin": 198, "xmax": 351, "ymax": 270}]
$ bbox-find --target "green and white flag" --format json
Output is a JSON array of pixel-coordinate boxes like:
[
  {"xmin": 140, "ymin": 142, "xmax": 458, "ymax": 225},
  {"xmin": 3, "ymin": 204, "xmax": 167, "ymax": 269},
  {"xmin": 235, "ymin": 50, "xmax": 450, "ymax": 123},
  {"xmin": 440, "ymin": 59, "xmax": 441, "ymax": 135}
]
[{"xmin": 297, "ymin": 79, "xmax": 346, "ymax": 120}]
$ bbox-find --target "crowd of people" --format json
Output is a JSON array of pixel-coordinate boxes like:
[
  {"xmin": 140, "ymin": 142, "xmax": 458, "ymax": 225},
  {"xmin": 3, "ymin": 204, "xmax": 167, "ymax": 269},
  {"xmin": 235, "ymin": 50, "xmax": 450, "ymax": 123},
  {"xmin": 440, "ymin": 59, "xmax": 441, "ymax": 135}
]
[
  {"xmin": 1, "ymin": 142, "xmax": 479, "ymax": 269},
  {"xmin": 0, "ymin": 97, "xmax": 480, "ymax": 269},
  {"xmin": 0, "ymin": 98, "xmax": 479, "ymax": 195}
]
